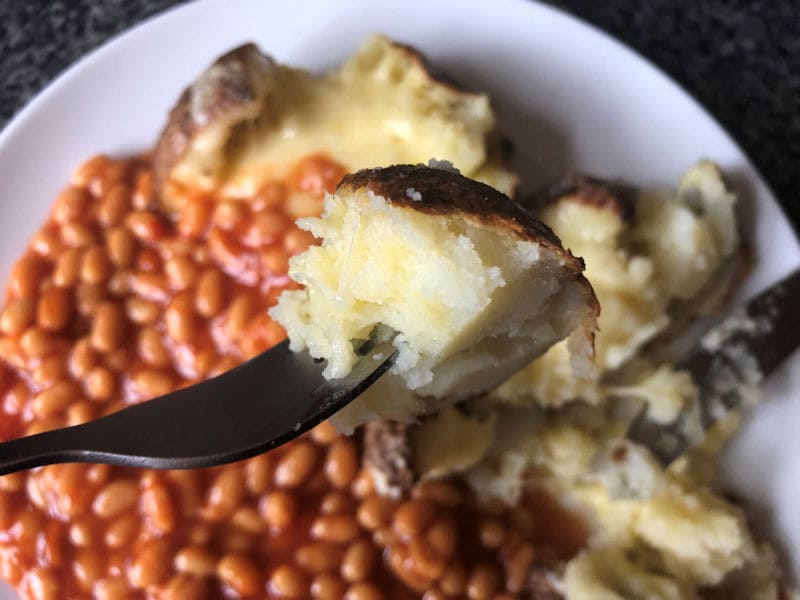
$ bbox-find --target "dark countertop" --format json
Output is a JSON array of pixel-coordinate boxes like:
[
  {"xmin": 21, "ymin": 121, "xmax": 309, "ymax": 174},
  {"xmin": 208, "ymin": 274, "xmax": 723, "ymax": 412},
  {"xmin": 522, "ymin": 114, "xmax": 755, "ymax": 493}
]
[{"xmin": 1, "ymin": 0, "xmax": 798, "ymax": 228}]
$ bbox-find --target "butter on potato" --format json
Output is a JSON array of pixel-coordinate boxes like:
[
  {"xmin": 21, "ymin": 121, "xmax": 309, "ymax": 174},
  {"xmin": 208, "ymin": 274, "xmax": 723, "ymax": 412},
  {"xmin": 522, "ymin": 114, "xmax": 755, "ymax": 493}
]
[{"xmin": 270, "ymin": 163, "xmax": 598, "ymax": 431}]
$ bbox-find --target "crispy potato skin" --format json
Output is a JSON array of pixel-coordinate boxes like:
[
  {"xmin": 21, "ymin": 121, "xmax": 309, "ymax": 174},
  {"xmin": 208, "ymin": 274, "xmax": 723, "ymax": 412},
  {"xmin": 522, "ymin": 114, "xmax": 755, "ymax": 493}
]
[
  {"xmin": 340, "ymin": 165, "xmax": 576, "ymax": 266},
  {"xmin": 152, "ymin": 43, "xmax": 272, "ymax": 188}
]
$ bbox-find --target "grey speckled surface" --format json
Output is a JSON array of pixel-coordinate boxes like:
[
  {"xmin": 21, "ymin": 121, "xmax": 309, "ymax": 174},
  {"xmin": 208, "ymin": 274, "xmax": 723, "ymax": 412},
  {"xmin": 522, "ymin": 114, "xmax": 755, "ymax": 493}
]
[{"xmin": 0, "ymin": 0, "xmax": 798, "ymax": 228}]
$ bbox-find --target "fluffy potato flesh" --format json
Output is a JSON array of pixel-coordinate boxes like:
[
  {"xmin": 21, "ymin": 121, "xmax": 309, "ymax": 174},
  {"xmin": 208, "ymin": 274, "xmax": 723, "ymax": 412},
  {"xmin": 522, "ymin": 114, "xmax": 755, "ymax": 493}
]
[{"xmin": 270, "ymin": 165, "xmax": 596, "ymax": 430}]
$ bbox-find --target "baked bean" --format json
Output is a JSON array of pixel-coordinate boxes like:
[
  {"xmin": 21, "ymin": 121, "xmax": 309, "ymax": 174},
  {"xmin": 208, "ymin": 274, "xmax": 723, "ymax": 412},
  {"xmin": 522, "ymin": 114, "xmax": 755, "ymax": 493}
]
[
  {"xmin": 269, "ymin": 563, "xmax": 308, "ymax": 598},
  {"xmin": 194, "ymin": 268, "xmax": 226, "ymax": 318},
  {"xmin": 386, "ymin": 545, "xmax": 431, "ymax": 593},
  {"xmin": 128, "ymin": 538, "xmax": 173, "ymax": 588},
  {"xmin": 67, "ymin": 400, "xmax": 96, "ymax": 427},
  {"xmin": 321, "ymin": 491, "xmax": 354, "ymax": 515},
  {"xmin": 129, "ymin": 272, "xmax": 170, "ymax": 302},
  {"xmin": 408, "ymin": 537, "xmax": 447, "ymax": 579},
  {"xmin": 73, "ymin": 548, "xmax": 105, "ymax": 591},
  {"xmin": 341, "ymin": 539, "xmax": 377, "ymax": 583},
  {"xmin": 90, "ymin": 301, "xmax": 127, "ymax": 352},
  {"xmin": 356, "ymin": 495, "xmax": 397, "ymax": 531},
  {"xmin": 20, "ymin": 327, "xmax": 57, "ymax": 359},
  {"xmin": 9, "ymin": 254, "xmax": 46, "ymax": 299},
  {"xmin": 36, "ymin": 287, "xmax": 72, "ymax": 332},
  {"xmin": 413, "ymin": 479, "xmax": 463, "ymax": 508},
  {"xmin": 345, "ymin": 582, "xmax": 386, "ymax": 600},
  {"xmin": 294, "ymin": 542, "xmax": 343, "ymax": 574},
  {"xmin": 260, "ymin": 490, "xmax": 296, "ymax": 531},
  {"xmin": 25, "ymin": 416, "xmax": 64, "ymax": 436},
  {"xmin": 284, "ymin": 228, "xmax": 316, "ymax": 255},
  {"xmin": 130, "ymin": 367, "xmax": 174, "ymax": 399},
  {"xmin": 80, "ymin": 247, "xmax": 110, "ymax": 284},
  {"xmin": 32, "ymin": 355, "xmax": 68, "ymax": 387},
  {"xmin": 92, "ymin": 576, "xmax": 133, "ymax": 600},
  {"xmin": 86, "ymin": 464, "xmax": 111, "ymax": 485},
  {"xmin": 32, "ymin": 381, "xmax": 79, "ymax": 418},
  {"xmin": 141, "ymin": 480, "xmax": 177, "ymax": 535},
  {"xmin": 466, "ymin": 563, "xmax": 499, "ymax": 600},
  {"xmin": 53, "ymin": 186, "xmax": 89, "ymax": 224},
  {"xmin": 440, "ymin": 563, "xmax": 467, "ymax": 597},
  {"xmin": 104, "ymin": 347, "xmax": 131, "ymax": 373},
  {"xmin": 325, "ymin": 438, "xmax": 359, "ymax": 489},
  {"xmin": 20, "ymin": 567, "xmax": 59, "ymax": 600},
  {"xmin": 97, "ymin": 184, "xmax": 131, "ymax": 227},
  {"xmin": 311, "ymin": 574, "xmax": 348, "ymax": 600},
  {"xmin": 203, "ymin": 468, "xmax": 245, "ymax": 521},
  {"xmin": 0, "ymin": 298, "xmax": 35, "ymax": 335},
  {"xmin": 104, "ymin": 513, "xmax": 138, "ymax": 549},
  {"xmin": 261, "ymin": 246, "xmax": 290, "ymax": 274},
  {"xmin": 84, "ymin": 366, "xmax": 117, "ymax": 401},
  {"xmin": 179, "ymin": 197, "xmax": 212, "ymax": 239},
  {"xmin": 126, "ymin": 210, "xmax": 165, "ymax": 242},
  {"xmin": 30, "ymin": 228, "xmax": 63, "ymax": 259},
  {"xmin": 165, "ymin": 255, "xmax": 198, "ymax": 290},
  {"xmin": 219, "ymin": 530, "xmax": 254, "ymax": 555},
  {"xmin": 311, "ymin": 514, "xmax": 360, "ymax": 544},
  {"xmin": 286, "ymin": 191, "xmax": 325, "ymax": 220},
  {"xmin": 0, "ymin": 472, "xmax": 24, "ymax": 493},
  {"xmin": 53, "ymin": 248, "xmax": 83, "ymax": 287},
  {"xmin": 125, "ymin": 297, "xmax": 159, "ymax": 326},
  {"xmin": 393, "ymin": 499, "xmax": 435, "ymax": 539},
  {"xmin": 244, "ymin": 453, "xmax": 272, "ymax": 495},
  {"xmin": 421, "ymin": 590, "xmax": 446, "ymax": 600},
  {"xmin": 216, "ymin": 553, "xmax": 262, "ymax": 596},
  {"xmin": 426, "ymin": 516, "xmax": 458, "ymax": 559},
  {"xmin": 275, "ymin": 441, "xmax": 319, "ymax": 488},
  {"xmin": 92, "ymin": 479, "xmax": 139, "ymax": 519},
  {"xmin": 69, "ymin": 337, "xmax": 97, "ymax": 377},
  {"xmin": 105, "ymin": 227, "xmax": 137, "ymax": 269},
  {"xmin": 175, "ymin": 545, "xmax": 217, "ymax": 577},
  {"xmin": 68, "ymin": 519, "xmax": 96, "ymax": 547},
  {"xmin": 254, "ymin": 181, "xmax": 287, "ymax": 209},
  {"xmin": 75, "ymin": 282, "xmax": 106, "ymax": 316},
  {"xmin": 136, "ymin": 246, "xmax": 162, "ymax": 272},
  {"xmin": 213, "ymin": 200, "xmax": 246, "ymax": 231},
  {"xmin": 159, "ymin": 573, "xmax": 209, "ymax": 600},
  {"xmin": 136, "ymin": 326, "xmax": 170, "ymax": 367},
  {"xmin": 310, "ymin": 420, "xmax": 339, "ymax": 445},
  {"xmin": 245, "ymin": 210, "xmax": 290, "ymax": 246},
  {"xmin": 291, "ymin": 154, "xmax": 345, "ymax": 196},
  {"xmin": 165, "ymin": 293, "xmax": 197, "ymax": 344},
  {"xmin": 350, "ymin": 468, "xmax": 375, "ymax": 499},
  {"xmin": 60, "ymin": 222, "xmax": 97, "ymax": 248},
  {"xmin": 132, "ymin": 171, "xmax": 154, "ymax": 209},
  {"xmin": 231, "ymin": 506, "xmax": 264, "ymax": 534},
  {"xmin": 72, "ymin": 154, "xmax": 109, "ymax": 188},
  {"xmin": 478, "ymin": 518, "xmax": 506, "ymax": 549}
]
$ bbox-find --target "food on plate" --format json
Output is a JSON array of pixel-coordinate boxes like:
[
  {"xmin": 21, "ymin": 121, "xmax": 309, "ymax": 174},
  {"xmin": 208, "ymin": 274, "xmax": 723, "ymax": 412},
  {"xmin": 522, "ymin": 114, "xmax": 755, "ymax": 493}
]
[
  {"xmin": 154, "ymin": 35, "xmax": 517, "ymax": 208},
  {"xmin": 270, "ymin": 163, "xmax": 598, "ymax": 432},
  {"xmin": 0, "ymin": 33, "xmax": 789, "ymax": 600},
  {"xmin": 495, "ymin": 161, "xmax": 744, "ymax": 408}
]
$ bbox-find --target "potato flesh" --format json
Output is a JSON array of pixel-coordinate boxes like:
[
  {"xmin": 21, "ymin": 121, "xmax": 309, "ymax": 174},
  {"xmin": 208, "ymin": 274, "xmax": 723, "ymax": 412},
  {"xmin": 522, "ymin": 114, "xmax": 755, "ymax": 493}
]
[
  {"xmin": 497, "ymin": 160, "xmax": 738, "ymax": 407},
  {"xmin": 271, "ymin": 187, "xmax": 588, "ymax": 430}
]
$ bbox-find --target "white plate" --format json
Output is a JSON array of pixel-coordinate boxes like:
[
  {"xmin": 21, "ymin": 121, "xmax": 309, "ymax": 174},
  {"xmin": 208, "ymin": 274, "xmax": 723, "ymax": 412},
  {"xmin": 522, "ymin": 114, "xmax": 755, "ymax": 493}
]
[{"xmin": 0, "ymin": 0, "xmax": 797, "ymax": 594}]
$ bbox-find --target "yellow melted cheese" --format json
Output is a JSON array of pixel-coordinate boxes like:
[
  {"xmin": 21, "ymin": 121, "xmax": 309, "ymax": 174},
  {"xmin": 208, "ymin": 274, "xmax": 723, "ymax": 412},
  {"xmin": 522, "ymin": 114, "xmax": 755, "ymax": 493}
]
[{"xmin": 171, "ymin": 36, "xmax": 516, "ymax": 198}]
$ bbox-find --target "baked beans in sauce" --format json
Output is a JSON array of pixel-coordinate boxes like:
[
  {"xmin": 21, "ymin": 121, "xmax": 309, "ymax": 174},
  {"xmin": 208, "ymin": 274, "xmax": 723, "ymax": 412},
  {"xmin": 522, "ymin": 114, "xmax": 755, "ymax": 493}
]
[{"xmin": 0, "ymin": 153, "xmax": 586, "ymax": 599}]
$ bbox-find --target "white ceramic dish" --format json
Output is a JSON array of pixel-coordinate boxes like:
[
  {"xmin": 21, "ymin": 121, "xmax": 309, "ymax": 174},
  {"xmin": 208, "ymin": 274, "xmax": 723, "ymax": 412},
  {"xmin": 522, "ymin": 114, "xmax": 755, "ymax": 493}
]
[{"xmin": 0, "ymin": 0, "xmax": 797, "ymax": 595}]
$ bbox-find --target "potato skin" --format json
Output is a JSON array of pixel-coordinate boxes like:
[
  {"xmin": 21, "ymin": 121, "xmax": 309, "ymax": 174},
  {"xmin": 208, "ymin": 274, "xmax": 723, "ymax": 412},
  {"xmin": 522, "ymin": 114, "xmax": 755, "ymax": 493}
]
[
  {"xmin": 152, "ymin": 43, "xmax": 273, "ymax": 189},
  {"xmin": 339, "ymin": 164, "xmax": 579, "ymax": 268}
]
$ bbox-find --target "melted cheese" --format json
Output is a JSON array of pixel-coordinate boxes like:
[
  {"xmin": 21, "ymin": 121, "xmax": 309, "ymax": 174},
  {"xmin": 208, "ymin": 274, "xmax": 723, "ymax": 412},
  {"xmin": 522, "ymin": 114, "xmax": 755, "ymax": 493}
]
[{"xmin": 172, "ymin": 36, "xmax": 516, "ymax": 198}]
